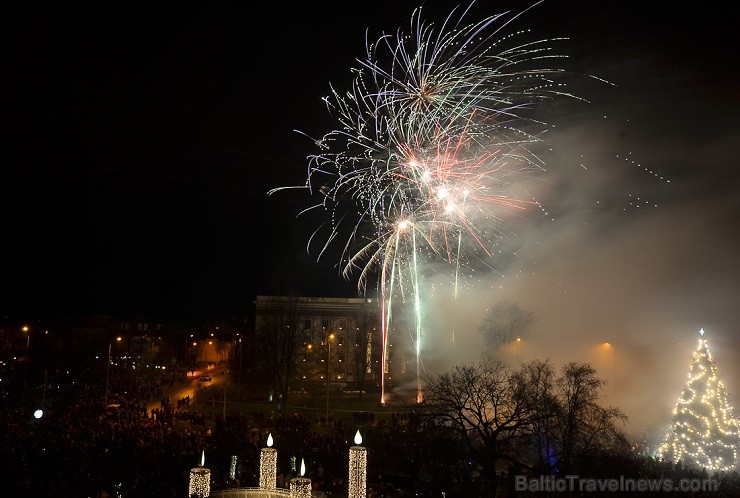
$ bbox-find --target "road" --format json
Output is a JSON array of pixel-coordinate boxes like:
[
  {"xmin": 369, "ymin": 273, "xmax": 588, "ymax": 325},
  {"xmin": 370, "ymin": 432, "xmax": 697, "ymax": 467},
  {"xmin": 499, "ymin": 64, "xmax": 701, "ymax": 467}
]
[{"xmin": 145, "ymin": 364, "xmax": 227, "ymax": 416}]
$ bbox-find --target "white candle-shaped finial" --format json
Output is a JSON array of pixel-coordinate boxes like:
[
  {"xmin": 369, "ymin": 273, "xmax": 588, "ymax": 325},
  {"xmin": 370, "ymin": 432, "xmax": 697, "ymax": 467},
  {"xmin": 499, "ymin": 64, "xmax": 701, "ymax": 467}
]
[
  {"xmin": 190, "ymin": 451, "xmax": 211, "ymax": 498},
  {"xmin": 290, "ymin": 460, "xmax": 312, "ymax": 498},
  {"xmin": 349, "ymin": 429, "xmax": 367, "ymax": 498},
  {"xmin": 260, "ymin": 433, "xmax": 277, "ymax": 489}
]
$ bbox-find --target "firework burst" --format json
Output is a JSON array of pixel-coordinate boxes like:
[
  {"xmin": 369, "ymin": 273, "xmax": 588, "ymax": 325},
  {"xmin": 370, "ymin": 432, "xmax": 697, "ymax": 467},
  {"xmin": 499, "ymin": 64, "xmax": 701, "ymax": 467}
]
[{"xmin": 271, "ymin": 1, "xmax": 589, "ymax": 403}]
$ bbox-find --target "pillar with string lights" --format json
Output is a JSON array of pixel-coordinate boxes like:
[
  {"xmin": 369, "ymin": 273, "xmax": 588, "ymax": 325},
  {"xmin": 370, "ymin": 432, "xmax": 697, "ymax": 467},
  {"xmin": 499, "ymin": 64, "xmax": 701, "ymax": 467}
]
[
  {"xmin": 259, "ymin": 432, "xmax": 277, "ymax": 489},
  {"xmin": 290, "ymin": 459, "xmax": 311, "ymax": 498},
  {"xmin": 348, "ymin": 430, "xmax": 367, "ymax": 498},
  {"xmin": 188, "ymin": 450, "xmax": 210, "ymax": 498},
  {"xmin": 229, "ymin": 455, "xmax": 237, "ymax": 481}
]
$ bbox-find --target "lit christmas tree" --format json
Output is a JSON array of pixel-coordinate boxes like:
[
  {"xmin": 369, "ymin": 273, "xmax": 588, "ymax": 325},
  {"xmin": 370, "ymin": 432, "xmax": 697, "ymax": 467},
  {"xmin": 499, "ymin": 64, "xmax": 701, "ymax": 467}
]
[{"xmin": 659, "ymin": 328, "xmax": 740, "ymax": 472}]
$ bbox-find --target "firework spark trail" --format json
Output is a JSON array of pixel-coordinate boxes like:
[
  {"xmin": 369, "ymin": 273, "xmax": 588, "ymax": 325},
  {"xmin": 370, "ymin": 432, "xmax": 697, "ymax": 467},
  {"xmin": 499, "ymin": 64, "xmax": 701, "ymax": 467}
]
[
  {"xmin": 411, "ymin": 228, "xmax": 423, "ymax": 403},
  {"xmin": 452, "ymin": 226, "xmax": 462, "ymax": 343},
  {"xmin": 270, "ymin": 2, "xmax": 591, "ymax": 404}
]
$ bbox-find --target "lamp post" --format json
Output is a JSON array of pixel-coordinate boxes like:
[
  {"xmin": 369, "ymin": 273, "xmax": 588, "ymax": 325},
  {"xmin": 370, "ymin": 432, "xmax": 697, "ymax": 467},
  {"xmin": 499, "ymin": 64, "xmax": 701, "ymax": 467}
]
[
  {"xmin": 514, "ymin": 337, "xmax": 522, "ymax": 363},
  {"xmin": 191, "ymin": 341, "xmax": 199, "ymax": 371},
  {"xmin": 185, "ymin": 334, "xmax": 193, "ymax": 368},
  {"xmin": 222, "ymin": 364, "xmax": 227, "ymax": 419},
  {"xmin": 602, "ymin": 342, "xmax": 616, "ymax": 396},
  {"xmin": 237, "ymin": 336, "xmax": 242, "ymax": 404},
  {"xmin": 21, "ymin": 325, "xmax": 30, "ymax": 400},
  {"xmin": 105, "ymin": 336, "xmax": 122, "ymax": 408},
  {"xmin": 609, "ymin": 342, "xmax": 616, "ymax": 396},
  {"xmin": 326, "ymin": 333, "xmax": 335, "ymax": 422}
]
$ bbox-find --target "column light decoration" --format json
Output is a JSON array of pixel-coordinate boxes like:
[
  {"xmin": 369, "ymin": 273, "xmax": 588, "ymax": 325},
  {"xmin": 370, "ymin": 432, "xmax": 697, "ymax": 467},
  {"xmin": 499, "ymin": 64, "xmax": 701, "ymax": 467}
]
[
  {"xmin": 259, "ymin": 432, "xmax": 277, "ymax": 489},
  {"xmin": 229, "ymin": 455, "xmax": 237, "ymax": 481},
  {"xmin": 188, "ymin": 450, "xmax": 211, "ymax": 498},
  {"xmin": 348, "ymin": 430, "xmax": 367, "ymax": 498},
  {"xmin": 290, "ymin": 458, "xmax": 312, "ymax": 498}
]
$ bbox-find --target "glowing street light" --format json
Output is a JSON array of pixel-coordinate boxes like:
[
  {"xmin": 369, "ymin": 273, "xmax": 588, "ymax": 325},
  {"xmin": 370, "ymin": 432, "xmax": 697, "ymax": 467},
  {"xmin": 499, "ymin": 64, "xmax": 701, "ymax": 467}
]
[
  {"xmin": 603, "ymin": 342, "xmax": 616, "ymax": 396},
  {"xmin": 104, "ymin": 336, "xmax": 122, "ymax": 408},
  {"xmin": 21, "ymin": 325, "xmax": 30, "ymax": 400},
  {"xmin": 185, "ymin": 333, "xmax": 194, "ymax": 367},
  {"xmin": 326, "ymin": 333, "xmax": 335, "ymax": 421},
  {"xmin": 514, "ymin": 337, "xmax": 522, "ymax": 363}
]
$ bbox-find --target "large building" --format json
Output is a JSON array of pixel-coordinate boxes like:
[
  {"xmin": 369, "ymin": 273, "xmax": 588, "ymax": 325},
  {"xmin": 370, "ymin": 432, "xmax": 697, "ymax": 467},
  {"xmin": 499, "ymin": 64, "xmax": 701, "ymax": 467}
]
[{"xmin": 252, "ymin": 295, "xmax": 383, "ymax": 390}]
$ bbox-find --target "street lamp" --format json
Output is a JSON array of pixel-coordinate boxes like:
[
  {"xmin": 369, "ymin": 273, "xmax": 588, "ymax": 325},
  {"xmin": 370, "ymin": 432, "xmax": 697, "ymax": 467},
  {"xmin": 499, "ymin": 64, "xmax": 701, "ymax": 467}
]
[
  {"xmin": 185, "ymin": 334, "xmax": 194, "ymax": 368},
  {"xmin": 21, "ymin": 325, "xmax": 30, "ymax": 400},
  {"xmin": 326, "ymin": 333, "xmax": 335, "ymax": 421},
  {"xmin": 514, "ymin": 337, "xmax": 522, "ymax": 362},
  {"xmin": 105, "ymin": 336, "xmax": 122, "ymax": 408},
  {"xmin": 192, "ymin": 342, "xmax": 198, "ymax": 370},
  {"xmin": 237, "ymin": 336, "xmax": 243, "ymax": 403},
  {"xmin": 603, "ymin": 342, "xmax": 616, "ymax": 396}
]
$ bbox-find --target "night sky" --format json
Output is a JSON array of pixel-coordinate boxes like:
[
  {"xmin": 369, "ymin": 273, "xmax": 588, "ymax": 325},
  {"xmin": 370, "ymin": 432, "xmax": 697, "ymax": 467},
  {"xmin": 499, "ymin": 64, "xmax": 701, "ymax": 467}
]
[{"xmin": 5, "ymin": 1, "xmax": 739, "ymax": 437}]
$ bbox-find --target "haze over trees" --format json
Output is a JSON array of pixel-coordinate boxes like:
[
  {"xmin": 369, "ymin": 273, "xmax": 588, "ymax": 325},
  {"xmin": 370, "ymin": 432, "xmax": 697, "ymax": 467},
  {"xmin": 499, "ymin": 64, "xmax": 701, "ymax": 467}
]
[
  {"xmin": 478, "ymin": 299, "xmax": 536, "ymax": 349},
  {"xmin": 417, "ymin": 359, "xmax": 631, "ymax": 495}
]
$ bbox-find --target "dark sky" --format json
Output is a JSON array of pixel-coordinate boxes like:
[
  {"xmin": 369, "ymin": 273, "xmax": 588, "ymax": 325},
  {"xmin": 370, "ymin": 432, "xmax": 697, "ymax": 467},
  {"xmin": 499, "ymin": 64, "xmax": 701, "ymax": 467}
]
[
  {"xmin": 5, "ymin": 0, "xmax": 734, "ymax": 321},
  {"xmin": 4, "ymin": 1, "xmax": 740, "ymax": 436}
]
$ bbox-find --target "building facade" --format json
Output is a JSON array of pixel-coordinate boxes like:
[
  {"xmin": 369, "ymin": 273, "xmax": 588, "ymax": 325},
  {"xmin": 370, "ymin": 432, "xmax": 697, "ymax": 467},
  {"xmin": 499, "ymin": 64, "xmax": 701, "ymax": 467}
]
[{"xmin": 253, "ymin": 295, "xmax": 382, "ymax": 390}]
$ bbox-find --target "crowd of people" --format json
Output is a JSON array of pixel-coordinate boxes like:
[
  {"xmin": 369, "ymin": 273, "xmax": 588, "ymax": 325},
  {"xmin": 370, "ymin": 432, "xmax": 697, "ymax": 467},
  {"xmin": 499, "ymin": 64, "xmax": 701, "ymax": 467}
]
[
  {"xmin": 3, "ymin": 375, "xmax": 210, "ymax": 497},
  {"xmin": 2, "ymin": 371, "xmax": 739, "ymax": 498}
]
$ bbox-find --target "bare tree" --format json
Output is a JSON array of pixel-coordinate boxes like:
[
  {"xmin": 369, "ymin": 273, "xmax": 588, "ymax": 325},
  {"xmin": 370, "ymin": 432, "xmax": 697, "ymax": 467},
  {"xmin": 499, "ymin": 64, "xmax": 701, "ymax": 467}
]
[
  {"xmin": 509, "ymin": 360, "xmax": 560, "ymax": 471},
  {"xmin": 419, "ymin": 359, "xmax": 550, "ymax": 495},
  {"xmin": 254, "ymin": 297, "xmax": 309, "ymax": 410},
  {"xmin": 478, "ymin": 299, "xmax": 536, "ymax": 348},
  {"xmin": 419, "ymin": 359, "xmax": 629, "ymax": 495},
  {"xmin": 549, "ymin": 362, "xmax": 630, "ymax": 474}
]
